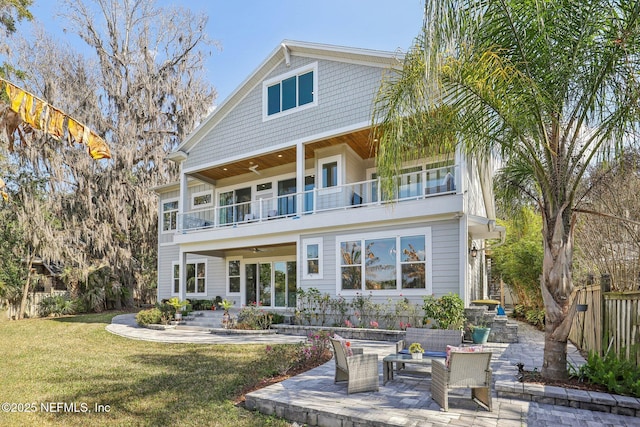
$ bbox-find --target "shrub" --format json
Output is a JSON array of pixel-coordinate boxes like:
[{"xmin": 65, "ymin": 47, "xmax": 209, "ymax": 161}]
[
  {"xmin": 155, "ymin": 302, "xmax": 174, "ymax": 323},
  {"xmin": 236, "ymin": 303, "xmax": 273, "ymax": 329},
  {"xmin": 38, "ymin": 295, "xmax": 76, "ymax": 317},
  {"xmin": 263, "ymin": 331, "xmax": 331, "ymax": 376},
  {"xmin": 136, "ymin": 308, "xmax": 163, "ymax": 326},
  {"xmin": 422, "ymin": 293, "xmax": 465, "ymax": 330},
  {"xmin": 190, "ymin": 299, "xmax": 213, "ymax": 310},
  {"xmin": 512, "ymin": 304, "xmax": 545, "ymax": 330},
  {"xmin": 270, "ymin": 312, "xmax": 285, "ymax": 324},
  {"xmin": 575, "ymin": 349, "xmax": 640, "ymax": 397},
  {"xmin": 525, "ymin": 308, "xmax": 545, "ymax": 329}
]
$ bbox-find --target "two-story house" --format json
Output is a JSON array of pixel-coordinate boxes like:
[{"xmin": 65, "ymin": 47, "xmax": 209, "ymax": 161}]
[{"xmin": 155, "ymin": 40, "xmax": 504, "ymax": 310}]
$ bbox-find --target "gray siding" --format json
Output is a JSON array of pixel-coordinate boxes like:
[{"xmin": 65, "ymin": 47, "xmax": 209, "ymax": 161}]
[
  {"xmin": 156, "ymin": 243, "xmax": 226, "ymax": 301},
  {"xmin": 158, "ymin": 189, "xmax": 179, "ymax": 245},
  {"xmin": 431, "ymin": 222, "xmax": 460, "ymax": 295},
  {"xmin": 298, "ymin": 220, "xmax": 460, "ymax": 301},
  {"xmin": 185, "ymin": 56, "xmax": 384, "ymax": 170},
  {"xmin": 157, "ymin": 244, "xmax": 179, "ymax": 299}
]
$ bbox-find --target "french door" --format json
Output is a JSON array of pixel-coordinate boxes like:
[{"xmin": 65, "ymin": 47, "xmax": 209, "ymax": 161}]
[{"xmin": 245, "ymin": 261, "xmax": 297, "ymax": 308}]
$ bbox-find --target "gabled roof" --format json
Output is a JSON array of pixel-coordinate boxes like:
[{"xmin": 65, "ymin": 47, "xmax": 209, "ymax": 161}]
[{"xmin": 168, "ymin": 40, "xmax": 404, "ymax": 159}]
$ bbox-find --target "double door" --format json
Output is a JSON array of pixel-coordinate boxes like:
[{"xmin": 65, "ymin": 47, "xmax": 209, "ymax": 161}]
[{"xmin": 245, "ymin": 261, "xmax": 296, "ymax": 308}]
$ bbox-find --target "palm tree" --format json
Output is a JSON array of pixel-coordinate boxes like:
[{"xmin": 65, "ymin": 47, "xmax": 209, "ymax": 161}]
[{"xmin": 373, "ymin": 0, "xmax": 640, "ymax": 379}]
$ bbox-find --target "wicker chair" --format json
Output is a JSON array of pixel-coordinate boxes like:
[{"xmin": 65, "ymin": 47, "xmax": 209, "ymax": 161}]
[
  {"xmin": 431, "ymin": 351, "xmax": 492, "ymax": 411},
  {"xmin": 329, "ymin": 337, "xmax": 379, "ymax": 394}
]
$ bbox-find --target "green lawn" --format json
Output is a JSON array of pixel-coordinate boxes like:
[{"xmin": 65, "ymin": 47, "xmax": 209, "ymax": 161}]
[{"xmin": 0, "ymin": 312, "xmax": 294, "ymax": 426}]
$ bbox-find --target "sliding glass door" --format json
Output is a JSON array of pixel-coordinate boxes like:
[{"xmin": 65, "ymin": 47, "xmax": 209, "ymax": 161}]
[{"xmin": 244, "ymin": 261, "xmax": 296, "ymax": 307}]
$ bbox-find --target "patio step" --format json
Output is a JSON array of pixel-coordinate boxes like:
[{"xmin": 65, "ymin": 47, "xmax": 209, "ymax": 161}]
[{"xmin": 178, "ymin": 310, "xmax": 229, "ymax": 329}]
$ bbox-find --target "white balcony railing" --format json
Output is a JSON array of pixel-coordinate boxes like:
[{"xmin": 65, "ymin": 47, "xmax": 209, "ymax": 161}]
[{"xmin": 177, "ymin": 165, "xmax": 457, "ymax": 232}]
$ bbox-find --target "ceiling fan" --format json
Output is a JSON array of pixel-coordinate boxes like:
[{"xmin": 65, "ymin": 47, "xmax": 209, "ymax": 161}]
[
  {"xmin": 248, "ymin": 164, "xmax": 261, "ymax": 175},
  {"xmin": 250, "ymin": 247, "xmax": 264, "ymax": 253}
]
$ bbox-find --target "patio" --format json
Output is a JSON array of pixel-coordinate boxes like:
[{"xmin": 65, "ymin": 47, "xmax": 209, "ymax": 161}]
[
  {"xmin": 107, "ymin": 314, "xmax": 640, "ymax": 426},
  {"xmin": 244, "ymin": 322, "xmax": 640, "ymax": 426}
]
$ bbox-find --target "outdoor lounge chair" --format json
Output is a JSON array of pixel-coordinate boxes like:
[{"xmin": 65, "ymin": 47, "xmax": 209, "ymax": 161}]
[
  {"xmin": 329, "ymin": 337, "xmax": 379, "ymax": 394},
  {"xmin": 431, "ymin": 351, "xmax": 493, "ymax": 411}
]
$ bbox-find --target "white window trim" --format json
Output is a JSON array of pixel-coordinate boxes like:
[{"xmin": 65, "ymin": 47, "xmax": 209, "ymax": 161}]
[
  {"xmin": 262, "ymin": 62, "xmax": 318, "ymax": 121},
  {"xmin": 171, "ymin": 261, "xmax": 180, "ymax": 296},
  {"xmin": 161, "ymin": 197, "xmax": 179, "ymax": 234},
  {"xmin": 335, "ymin": 227, "xmax": 432, "ymax": 296},
  {"xmin": 185, "ymin": 258, "xmax": 209, "ymax": 297},
  {"xmin": 227, "ymin": 258, "xmax": 242, "ymax": 295},
  {"xmin": 191, "ymin": 190, "xmax": 213, "ymax": 210},
  {"xmin": 318, "ymin": 154, "xmax": 342, "ymax": 195},
  {"xmin": 302, "ymin": 237, "xmax": 323, "ymax": 280}
]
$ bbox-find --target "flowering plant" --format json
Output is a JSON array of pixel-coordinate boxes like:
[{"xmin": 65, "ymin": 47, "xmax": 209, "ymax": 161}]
[{"xmin": 399, "ymin": 321, "xmax": 412, "ymax": 330}]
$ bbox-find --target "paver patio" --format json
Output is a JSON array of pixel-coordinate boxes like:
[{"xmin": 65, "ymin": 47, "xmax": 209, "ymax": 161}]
[{"xmin": 108, "ymin": 314, "xmax": 640, "ymax": 426}]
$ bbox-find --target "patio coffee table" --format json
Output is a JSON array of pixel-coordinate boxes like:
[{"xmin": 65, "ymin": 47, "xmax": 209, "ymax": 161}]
[{"xmin": 382, "ymin": 353, "xmax": 439, "ymax": 385}]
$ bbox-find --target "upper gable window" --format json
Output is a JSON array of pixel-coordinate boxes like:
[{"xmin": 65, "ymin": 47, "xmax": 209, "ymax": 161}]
[{"xmin": 263, "ymin": 63, "xmax": 317, "ymax": 120}]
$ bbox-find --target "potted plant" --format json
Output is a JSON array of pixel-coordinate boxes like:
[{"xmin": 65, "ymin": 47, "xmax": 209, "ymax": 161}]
[
  {"xmin": 467, "ymin": 320, "xmax": 491, "ymax": 344},
  {"xmin": 218, "ymin": 298, "xmax": 234, "ymax": 328},
  {"xmin": 408, "ymin": 342, "xmax": 424, "ymax": 359},
  {"xmin": 167, "ymin": 297, "xmax": 189, "ymax": 321}
]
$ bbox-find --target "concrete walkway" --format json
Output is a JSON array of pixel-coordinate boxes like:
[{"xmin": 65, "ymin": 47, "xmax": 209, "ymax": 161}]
[{"xmin": 107, "ymin": 314, "xmax": 640, "ymax": 426}]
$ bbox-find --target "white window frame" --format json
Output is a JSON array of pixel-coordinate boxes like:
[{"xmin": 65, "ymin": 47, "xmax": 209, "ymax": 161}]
[
  {"xmin": 302, "ymin": 237, "xmax": 323, "ymax": 279},
  {"xmin": 185, "ymin": 258, "xmax": 208, "ymax": 297},
  {"xmin": 318, "ymin": 154, "xmax": 342, "ymax": 194},
  {"xmin": 171, "ymin": 261, "xmax": 180, "ymax": 296},
  {"xmin": 162, "ymin": 198, "xmax": 179, "ymax": 233},
  {"xmin": 262, "ymin": 62, "xmax": 318, "ymax": 121},
  {"xmin": 227, "ymin": 258, "xmax": 242, "ymax": 295},
  {"xmin": 335, "ymin": 227, "xmax": 432, "ymax": 296},
  {"xmin": 191, "ymin": 190, "xmax": 213, "ymax": 210}
]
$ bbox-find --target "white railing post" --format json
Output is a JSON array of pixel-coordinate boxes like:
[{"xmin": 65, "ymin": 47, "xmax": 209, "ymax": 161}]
[{"xmin": 313, "ymin": 187, "xmax": 318, "ymax": 214}]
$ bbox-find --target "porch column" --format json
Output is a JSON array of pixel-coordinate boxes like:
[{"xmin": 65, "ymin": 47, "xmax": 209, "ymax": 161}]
[
  {"xmin": 459, "ymin": 215, "xmax": 469, "ymax": 306},
  {"xmin": 179, "ymin": 172, "xmax": 189, "ymax": 231},
  {"xmin": 296, "ymin": 142, "xmax": 305, "ymax": 215},
  {"xmin": 179, "ymin": 250, "xmax": 187, "ymax": 302}
]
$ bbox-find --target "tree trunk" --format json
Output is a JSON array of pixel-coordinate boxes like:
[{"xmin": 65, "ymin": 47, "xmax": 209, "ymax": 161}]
[
  {"xmin": 540, "ymin": 206, "xmax": 576, "ymax": 380},
  {"xmin": 17, "ymin": 254, "xmax": 36, "ymax": 320}
]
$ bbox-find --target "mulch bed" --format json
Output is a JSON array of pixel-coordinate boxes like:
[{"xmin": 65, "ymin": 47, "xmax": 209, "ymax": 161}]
[
  {"xmin": 234, "ymin": 353, "xmax": 333, "ymax": 405},
  {"xmin": 517, "ymin": 363, "xmax": 610, "ymax": 393}
]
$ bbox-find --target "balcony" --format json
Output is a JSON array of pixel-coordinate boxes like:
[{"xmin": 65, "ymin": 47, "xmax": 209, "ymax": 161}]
[{"xmin": 177, "ymin": 165, "xmax": 458, "ymax": 233}]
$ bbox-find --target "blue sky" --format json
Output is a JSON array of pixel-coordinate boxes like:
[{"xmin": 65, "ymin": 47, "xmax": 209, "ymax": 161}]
[{"xmin": 22, "ymin": 0, "xmax": 424, "ymax": 104}]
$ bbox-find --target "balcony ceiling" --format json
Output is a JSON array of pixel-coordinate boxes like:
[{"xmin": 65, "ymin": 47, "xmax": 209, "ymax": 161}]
[{"xmin": 194, "ymin": 128, "xmax": 375, "ymax": 181}]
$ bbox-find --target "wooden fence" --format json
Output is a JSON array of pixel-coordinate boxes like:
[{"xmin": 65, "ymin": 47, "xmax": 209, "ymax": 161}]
[
  {"xmin": 569, "ymin": 285, "xmax": 640, "ymax": 365},
  {"xmin": 3, "ymin": 290, "xmax": 68, "ymax": 320},
  {"xmin": 569, "ymin": 285, "xmax": 602, "ymax": 356}
]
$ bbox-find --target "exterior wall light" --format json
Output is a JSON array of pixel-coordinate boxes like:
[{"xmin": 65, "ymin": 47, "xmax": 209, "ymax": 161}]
[{"xmin": 470, "ymin": 243, "xmax": 478, "ymax": 258}]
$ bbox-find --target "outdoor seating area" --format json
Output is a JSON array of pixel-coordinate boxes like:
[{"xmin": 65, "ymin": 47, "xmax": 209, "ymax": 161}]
[
  {"xmin": 431, "ymin": 351, "xmax": 493, "ymax": 411},
  {"xmin": 106, "ymin": 314, "xmax": 640, "ymax": 426},
  {"xmin": 329, "ymin": 336, "xmax": 379, "ymax": 394},
  {"xmin": 395, "ymin": 327, "xmax": 463, "ymax": 358},
  {"xmin": 332, "ymin": 328, "xmax": 492, "ymax": 413}
]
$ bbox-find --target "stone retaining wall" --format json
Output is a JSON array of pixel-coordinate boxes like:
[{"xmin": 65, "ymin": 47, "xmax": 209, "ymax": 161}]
[
  {"xmin": 272, "ymin": 324, "xmax": 404, "ymax": 342},
  {"xmin": 272, "ymin": 321, "xmax": 519, "ymax": 344},
  {"xmin": 464, "ymin": 307, "xmax": 518, "ymax": 343},
  {"xmin": 495, "ymin": 380, "xmax": 640, "ymax": 416}
]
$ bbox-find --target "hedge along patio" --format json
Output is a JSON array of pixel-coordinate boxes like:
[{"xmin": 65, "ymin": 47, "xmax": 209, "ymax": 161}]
[{"xmin": 283, "ymin": 289, "xmax": 518, "ymax": 343}]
